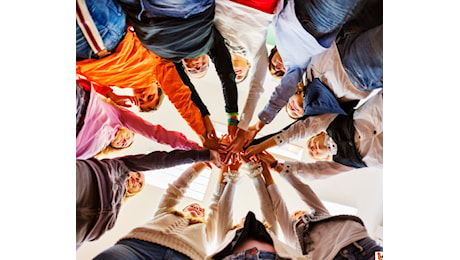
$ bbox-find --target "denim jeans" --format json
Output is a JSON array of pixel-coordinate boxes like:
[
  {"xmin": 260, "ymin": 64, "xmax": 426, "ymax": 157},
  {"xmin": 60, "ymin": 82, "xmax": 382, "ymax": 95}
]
[
  {"xmin": 93, "ymin": 239, "xmax": 191, "ymax": 260},
  {"xmin": 333, "ymin": 237, "xmax": 383, "ymax": 260},
  {"xmin": 339, "ymin": 25, "xmax": 383, "ymax": 91},
  {"xmin": 293, "ymin": 0, "xmax": 366, "ymax": 46},
  {"xmin": 116, "ymin": 0, "xmax": 214, "ymax": 19},
  {"xmin": 222, "ymin": 247, "xmax": 280, "ymax": 260},
  {"xmin": 76, "ymin": 0, "xmax": 126, "ymax": 60}
]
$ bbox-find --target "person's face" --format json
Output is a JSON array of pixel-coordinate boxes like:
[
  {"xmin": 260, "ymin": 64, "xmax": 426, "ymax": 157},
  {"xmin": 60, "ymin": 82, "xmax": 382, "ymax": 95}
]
[
  {"xmin": 182, "ymin": 55, "xmax": 209, "ymax": 78},
  {"xmin": 126, "ymin": 171, "xmax": 145, "ymax": 194},
  {"xmin": 110, "ymin": 128, "xmax": 135, "ymax": 149},
  {"xmin": 306, "ymin": 132, "xmax": 332, "ymax": 160},
  {"xmin": 286, "ymin": 93, "xmax": 305, "ymax": 119},
  {"xmin": 183, "ymin": 203, "xmax": 206, "ymax": 218},
  {"xmin": 132, "ymin": 82, "xmax": 160, "ymax": 111},
  {"xmin": 291, "ymin": 210, "xmax": 308, "ymax": 221},
  {"xmin": 231, "ymin": 53, "xmax": 251, "ymax": 83},
  {"xmin": 270, "ymin": 50, "xmax": 286, "ymax": 77}
]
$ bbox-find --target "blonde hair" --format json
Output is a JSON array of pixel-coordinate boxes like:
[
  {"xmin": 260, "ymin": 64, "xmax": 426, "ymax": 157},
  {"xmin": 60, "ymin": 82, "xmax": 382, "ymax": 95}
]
[
  {"xmin": 94, "ymin": 127, "xmax": 135, "ymax": 159},
  {"xmin": 168, "ymin": 209, "xmax": 207, "ymax": 225}
]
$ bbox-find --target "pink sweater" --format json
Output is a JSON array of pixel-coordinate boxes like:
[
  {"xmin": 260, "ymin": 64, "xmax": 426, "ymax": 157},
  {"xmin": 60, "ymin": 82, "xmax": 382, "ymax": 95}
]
[{"xmin": 76, "ymin": 87, "xmax": 201, "ymax": 159}]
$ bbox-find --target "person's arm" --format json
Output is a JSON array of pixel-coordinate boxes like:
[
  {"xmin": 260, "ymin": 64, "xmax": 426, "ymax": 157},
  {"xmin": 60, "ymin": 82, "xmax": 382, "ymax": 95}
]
[
  {"xmin": 156, "ymin": 59, "xmax": 207, "ymax": 137},
  {"xmin": 155, "ymin": 162, "xmax": 208, "ymax": 216},
  {"xmin": 238, "ymin": 44, "xmax": 267, "ymax": 131},
  {"xmin": 278, "ymin": 165, "xmax": 330, "ymax": 216},
  {"xmin": 281, "ymin": 160, "xmax": 354, "ymax": 181},
  {"xmin": 115, "ymin": 104, "xmax": 202, "ymax": 150},
  {"xmin": 214, "ymin": 164, "xmax": 241, "ymax": 245},
  {"xmin": 208, "ymin": 27, "xmax": 239, "ymax": 136},
  {"xmin": 118, "ymin": 149, "xmax": 213, "ymax": 172},
  {"xmin": 247, "ymin": 161, "xmax": 279, "ymax": 236},
  {"xmin": 257, "ymin": 67, "xmax": 303, "ymax": 124},
  {"xmin": 173, "ymin": 61, "xmax": 211, "ymax": 117},
  {"xmin": 225, "ymin": 44, "xmax": 268, "ymax": 154},
  {"xmin": 245, "ymin": 113, "xmax": 337, "ymax": 157}
]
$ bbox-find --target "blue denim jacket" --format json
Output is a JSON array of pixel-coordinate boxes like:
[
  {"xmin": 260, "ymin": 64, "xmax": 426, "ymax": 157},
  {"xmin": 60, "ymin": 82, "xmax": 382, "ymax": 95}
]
[{"xmin": 76, "ymin": 0, "xmax": 126, "ymax": 60}]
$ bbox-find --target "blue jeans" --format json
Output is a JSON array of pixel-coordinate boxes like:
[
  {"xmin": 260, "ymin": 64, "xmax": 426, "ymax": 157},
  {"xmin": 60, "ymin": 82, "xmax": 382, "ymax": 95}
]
[
  {"xmin": 293, "ymin": 0, "xmax": 366, "ymax": 47},
  {"xmin": 93, "ymin": 239, "xmax": 191, "ymax": 260},
  {"xmin": 222, "ymin": 247, "xmax": 280, "ymax": 260},
  {"xmin": 339, "ymin": 25, "xmax": 383, "ymax": 91},
  {"xmin": 333, "ymin": 237, "xmax": 383, "ymax": 260},
  {"xmin": 76, "ymin": 0, "xmax": 126, "ymax": 60}
]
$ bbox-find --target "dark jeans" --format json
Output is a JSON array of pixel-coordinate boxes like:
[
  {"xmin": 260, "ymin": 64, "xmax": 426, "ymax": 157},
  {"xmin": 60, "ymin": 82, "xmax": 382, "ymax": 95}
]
[
  {"xmin": 94, "ymin": 239, "xmax": 191, "ymax": 260},
  {"xmin": 333, "ymin": 237, "xmax": 383, "ymax": 260}
]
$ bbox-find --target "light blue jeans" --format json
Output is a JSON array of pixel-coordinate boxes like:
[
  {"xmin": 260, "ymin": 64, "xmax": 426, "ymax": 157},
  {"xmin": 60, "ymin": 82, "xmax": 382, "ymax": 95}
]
[
  {"xmin": 76, "ymin": 0, "xmax": 126, "ymax": 60},
  {"xmin": 93, "ymin": 239, "xmax": 191, "ymax": 260}
]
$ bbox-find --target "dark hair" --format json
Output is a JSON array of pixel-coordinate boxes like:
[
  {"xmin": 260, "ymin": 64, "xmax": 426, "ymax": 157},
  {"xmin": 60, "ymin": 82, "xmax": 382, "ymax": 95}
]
[
  {"xmin": 268, "ymin": 46, "xmax": 285, "ymax": 79},
  {"xmin": 139, "ymin": 87, "xmax": 165, "ymax": 113}
]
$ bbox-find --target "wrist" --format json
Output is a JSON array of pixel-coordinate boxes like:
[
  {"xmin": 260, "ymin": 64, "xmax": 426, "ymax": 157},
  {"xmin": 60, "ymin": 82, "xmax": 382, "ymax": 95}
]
[
  {"xmin": 270, "ymin": 160, "xmax": 278, "ymax": 169},
  {"xmin": 227, "ymin": 118, "xmax": 239, "ymax": 126}
]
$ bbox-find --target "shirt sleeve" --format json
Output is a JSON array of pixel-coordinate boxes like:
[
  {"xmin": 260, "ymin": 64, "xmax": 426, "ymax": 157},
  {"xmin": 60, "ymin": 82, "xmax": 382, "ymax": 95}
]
[
  {"xmin": 250, "ymin": 174, "xmax": 278, "ymax": 236},
  {"xmin": 258, "ymin": 66, "xmax": 303, "ymax": 124},
  {"xmin": 282, "ymin": 160, "xmax": 354, "ymax": 183},
  {"xmin": 266, "ymin": 184, "xmax": 298, "ymax": 247},
  {"xmin": 208, "ymin": 27, "xmax": 238, "ymax": 114},
  {"xmin": 237, "ymin": 44, "xmax": 267, "ymax": 130},
  {"xmin": 154, "ymin": 165, "xmax": 201, "ymax": 216},
  {"xmin": 280, "ymin": 169, "xmax": 330, "ymax": 216},
  {"xmin": 205, "ymin": 183, "xmax": 225, "ymax": 245},
  {"xmin": 119, "ymin": 149, "xmax": 210, "ymax": 172},
  {"xmin": 173, "ymin": 61, "xmax": 211, "ymax": 117},
  {"xmin": 116, "ymin": 105, "xmax": 202, "ymax": 150},
  {"xmin": 156, "ymin": 59, "xmax": 207, "ymax": 136},
  {"xmin": 274, "ymin": 114, "xmax": 337, "ymax": 145}
]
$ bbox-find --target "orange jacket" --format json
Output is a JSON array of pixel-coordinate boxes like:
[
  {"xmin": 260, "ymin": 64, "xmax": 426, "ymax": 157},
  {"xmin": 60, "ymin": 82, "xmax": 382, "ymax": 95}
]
[{"xmin": 76, "ymin": 28, "xmax": 206, "ymax": 136}]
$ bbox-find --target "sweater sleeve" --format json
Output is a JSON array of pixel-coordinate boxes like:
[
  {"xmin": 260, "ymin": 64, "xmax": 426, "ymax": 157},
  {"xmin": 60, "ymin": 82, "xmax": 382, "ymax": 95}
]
[
  {"xmin": 156, "ymin": 59, "xmax": 207, "ymax": 136},
  {"xmin": 205, "ymin": 183, "xmax": 225, "ymax": 244},
  {"xmin": 154, "ymin": 165, "xmax": 202, "ymax": 216},
  {"xmin": 237, "ymin": 44, "xmax": 267, "ymax": 130},
  {"xmin": 208, "ymin": 27, "xmax": 238, "ymax": 114},
  {"xmin": 215, "ymin": 180, "xmax": 238, "ymax": 245},
  {"xmin": 250, "ymin": 174, "xmax": 278, "ymax": 236},
  {"xmin": 119, "ymin": 149, "xmax": 210, "ymax": 172},
  {"xmin": 116, "ymin": 105, "xmax": 202, "ymax": 150}
]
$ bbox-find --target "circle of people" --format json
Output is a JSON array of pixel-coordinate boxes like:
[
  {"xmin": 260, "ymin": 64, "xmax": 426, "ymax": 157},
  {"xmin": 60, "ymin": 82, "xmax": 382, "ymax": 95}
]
[{"xmin": 76, "ymin": 0, "xmax": 383, "ymax": 259}]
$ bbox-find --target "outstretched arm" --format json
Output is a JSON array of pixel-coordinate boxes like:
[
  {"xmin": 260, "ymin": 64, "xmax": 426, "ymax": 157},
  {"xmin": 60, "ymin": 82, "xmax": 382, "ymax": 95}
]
[{"xmin": 155, "ymin": 162, "xmax": 208, "ymax": 216}]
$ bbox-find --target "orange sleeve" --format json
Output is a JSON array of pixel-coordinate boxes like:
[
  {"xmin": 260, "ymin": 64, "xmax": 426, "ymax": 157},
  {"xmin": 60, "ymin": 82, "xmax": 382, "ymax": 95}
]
[{"xmin": 156, "ymin": 59, "xmax": 206, "ymax": 137}]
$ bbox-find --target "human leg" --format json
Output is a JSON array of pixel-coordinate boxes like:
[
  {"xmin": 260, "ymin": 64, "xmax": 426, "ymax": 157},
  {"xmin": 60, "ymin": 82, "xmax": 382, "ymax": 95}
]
[
  {"xmin": 339, "ymin": 25, "xmax": 383, "ymax": 91},
  {"xmin": 293, "ymin": 0, "xmax": 366, "ymax": 46},
  {"xmin": 333, "ymin": 237, "xmax": 383, "ymax": 260},
  {"xmin": 94, "ymin": 239, "xmax": 191, "ymax": 260}
]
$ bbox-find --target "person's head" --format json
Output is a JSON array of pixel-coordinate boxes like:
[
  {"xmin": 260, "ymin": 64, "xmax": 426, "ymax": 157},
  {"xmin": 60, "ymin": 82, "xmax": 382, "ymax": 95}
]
[
  {"xmin": 125, "ymin": 171, "xmax": 145, "ymax": 201},
  {"xmin": 305, "ymin": 131, "xmax": 333, "ymax": 161},
  {"xmin": 183, "ymin": 203, "xmax": 206, "ymax": 219},
  {"xmin": 286, "ymin": 82, "xmax": 305, "ymax": 119},
  {"xmin": 268, "ymin": 46, "xmax": 285, "ymax": 78},
  {"xmin": 291, "ymin": 210, "xmax": 308, "ymax": 221},
  {"xmin": 110, "ymin": 128, "xmax": 135, "ymax": 149},
  {"xmin": 230, "ymin": 53, "xmax": 251, "ymax": 83},
  {"xmin": 182, "ymin": 55, "xmax": 210, "ymax": 78},
  {"xmin": 132, "ymin": 80, "xmax": 165, "ymax": 112}
]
